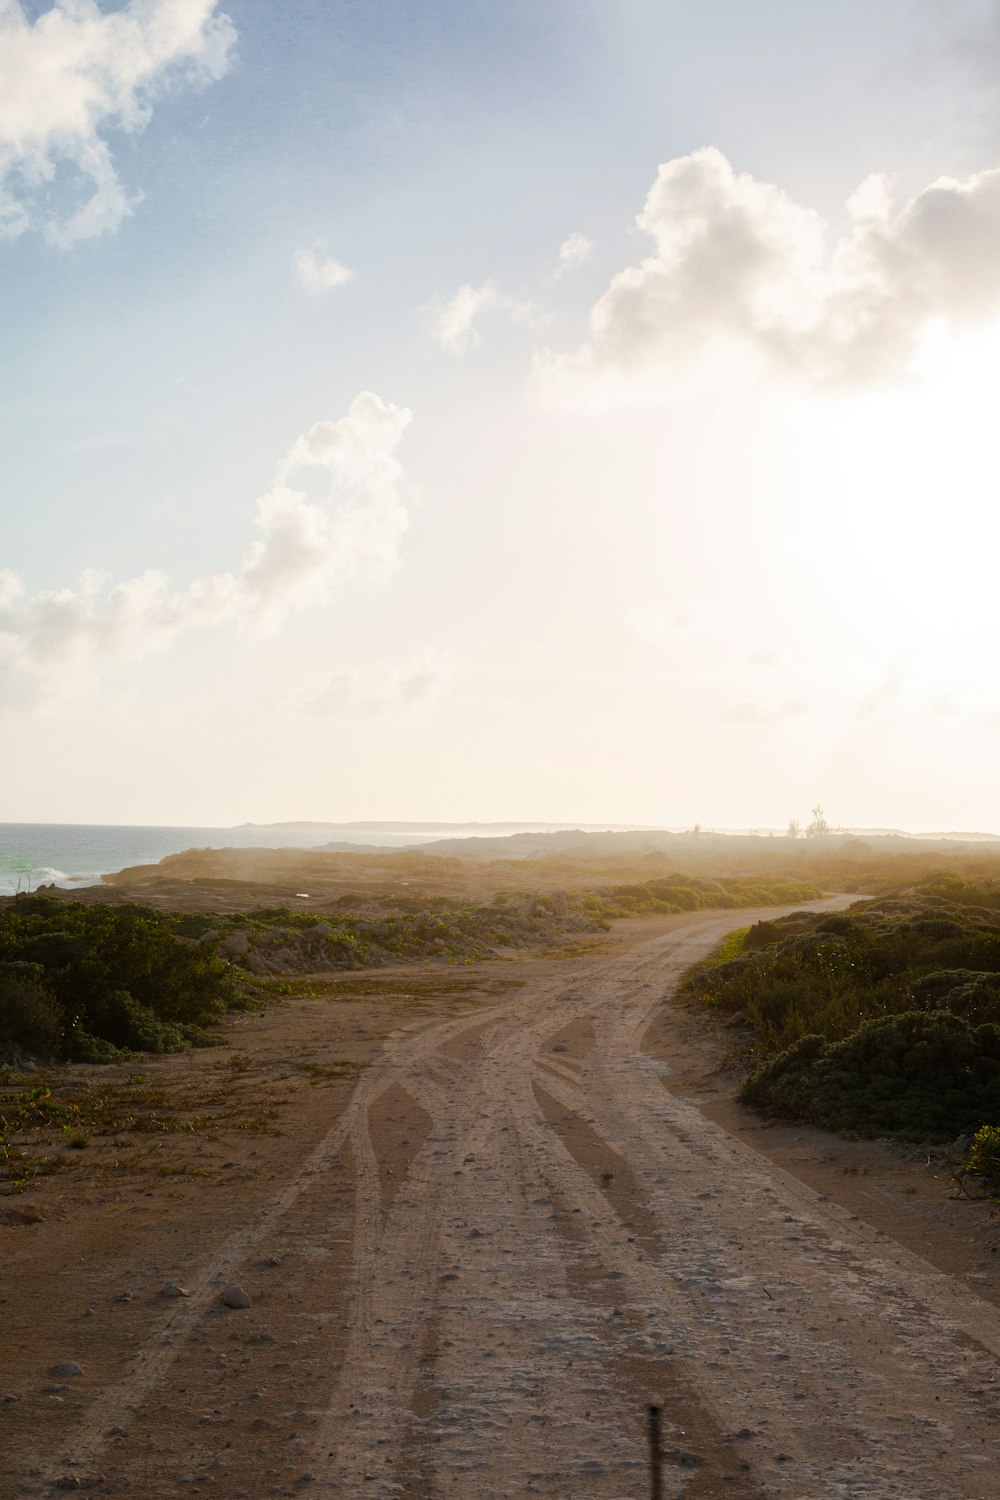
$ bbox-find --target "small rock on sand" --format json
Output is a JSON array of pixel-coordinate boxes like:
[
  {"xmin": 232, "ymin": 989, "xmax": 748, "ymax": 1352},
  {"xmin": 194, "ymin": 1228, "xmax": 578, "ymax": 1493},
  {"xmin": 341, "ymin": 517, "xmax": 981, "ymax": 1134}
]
[
  {"xmin": 162, "ymin": 1282, "xmax": 190, "ymax": 1299},
  {"xmin": 222, "ymin": 1284, "xmax": 252, "ymax": 1309},
  {"xmin": 50, "ymin": 1362, "xmax": 83, "ymax": 1378}
]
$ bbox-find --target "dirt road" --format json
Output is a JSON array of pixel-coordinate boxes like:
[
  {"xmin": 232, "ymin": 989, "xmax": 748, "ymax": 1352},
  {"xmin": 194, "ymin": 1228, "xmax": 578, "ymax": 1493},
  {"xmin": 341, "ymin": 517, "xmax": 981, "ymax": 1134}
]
[{"xmin": 10, "ymin": 907, "xmax": 1000, "ymax": 1498}]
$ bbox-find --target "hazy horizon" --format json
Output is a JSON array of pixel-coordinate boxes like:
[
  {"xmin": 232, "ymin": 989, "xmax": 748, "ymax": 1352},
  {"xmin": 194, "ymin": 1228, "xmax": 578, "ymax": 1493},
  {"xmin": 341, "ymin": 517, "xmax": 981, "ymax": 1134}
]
[{"xmin": 5, "ymin": 3, "xmax": 1000, "ymax": 830}]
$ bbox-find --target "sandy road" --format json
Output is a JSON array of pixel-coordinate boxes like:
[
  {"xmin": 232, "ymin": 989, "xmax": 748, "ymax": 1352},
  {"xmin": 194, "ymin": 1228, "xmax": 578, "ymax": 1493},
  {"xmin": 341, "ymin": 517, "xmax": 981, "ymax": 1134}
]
[{"xmin": 21, "ymin": 906, "xmax": 1000, "ymax": 1498}]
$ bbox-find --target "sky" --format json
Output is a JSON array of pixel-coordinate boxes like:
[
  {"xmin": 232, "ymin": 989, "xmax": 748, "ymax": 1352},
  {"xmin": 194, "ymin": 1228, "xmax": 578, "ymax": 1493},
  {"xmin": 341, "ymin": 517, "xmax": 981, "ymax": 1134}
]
[{"xmin": 4, "ymin": 0, "xmax": 1000, "ymax": 831}]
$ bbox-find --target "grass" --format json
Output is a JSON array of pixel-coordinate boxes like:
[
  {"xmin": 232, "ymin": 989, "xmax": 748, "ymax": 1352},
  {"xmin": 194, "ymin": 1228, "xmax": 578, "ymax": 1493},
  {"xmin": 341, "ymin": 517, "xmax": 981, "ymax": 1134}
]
[
  {"xmin": 547, "ymin": 938, "xmax": 611, "ymax": 959},
  {"xmin": 291, "ymin": 1060, "xmax": 366, "ymax": 1083},
  {"xmin": 680, "ymin": 926, "xmax": 750, "ymax": 991}
]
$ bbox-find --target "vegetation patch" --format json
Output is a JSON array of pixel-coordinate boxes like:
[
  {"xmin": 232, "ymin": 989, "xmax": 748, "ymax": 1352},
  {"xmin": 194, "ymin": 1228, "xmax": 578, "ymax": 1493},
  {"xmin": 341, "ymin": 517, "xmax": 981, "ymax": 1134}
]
[
  {"xmin": 961, "ymin": 1123, "xmax": 1000, "ymax": 1196},
  {"xmin": 742, "ymin": 1012, "xmax": 1000, "ymax": 1141},
  {"xmin": 576, "ymin": 875, "xmax": 821, "ymax": 922},
  {"xmin": 0, "ymin": 873, "xmax": 822, "ymax": 1067},
  {"xmin": 0, "ymin": 896, "xmax": 245, "ymax": 1062},
  {"xmin": 681, "ymin": 876, "xmax": 1000, "ymax": 1140},
  {"xmin": 0, "ymin": 1067, "xmax": 289, "ymax": 1193}
]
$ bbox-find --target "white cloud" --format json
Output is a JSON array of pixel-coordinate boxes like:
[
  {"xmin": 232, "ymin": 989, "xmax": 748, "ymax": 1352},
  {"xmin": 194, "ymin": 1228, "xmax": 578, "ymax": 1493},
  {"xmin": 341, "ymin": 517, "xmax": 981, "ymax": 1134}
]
[
  {"xmin": 0, "ymin": 0, "xmax": 235, "ymax": 245},
  {"xmin": 293, "ymin": 648, "xmax": 452, "ymax": 718},
  {"xmin": 429, "ymin": 278, "xmax": 534, "ymax": 355},
  {"xmin": 294, "ymin": 243, "xmax": 355, "ymax": 295},
  {"xmin": 539, "ymin": 146, "xmax": 1000, "ymax": 400},
  {"xmin": 0, "ymin": 391, "xmax": 414, "ymax": 709},
  {"xmin": 556, "ymin": 231, "xmax": 593, "ymax": 275}
]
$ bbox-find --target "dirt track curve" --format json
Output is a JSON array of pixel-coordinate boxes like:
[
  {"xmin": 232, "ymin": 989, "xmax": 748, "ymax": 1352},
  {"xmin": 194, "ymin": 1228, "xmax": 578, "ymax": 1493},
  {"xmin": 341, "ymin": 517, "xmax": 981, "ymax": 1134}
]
[{"xmin": 18, "ymin": 906, "xmax": 1000, "ymax": 1499}]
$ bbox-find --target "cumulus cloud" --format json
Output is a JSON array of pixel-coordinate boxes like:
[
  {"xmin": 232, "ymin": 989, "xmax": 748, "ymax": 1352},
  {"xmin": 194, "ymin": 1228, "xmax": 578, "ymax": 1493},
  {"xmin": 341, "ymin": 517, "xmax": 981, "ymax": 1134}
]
[
  {"xmin": 293, "ymin": 648, "xmax": 452, "ymax": 718},
  {"xmin": 0, "ymin": 391, "xmax": 414, "ymax": 708},
  {"xmin": 539, "ymin": 146, "xmax": 1000, "ymax": 399},
  {"xmin": 294, "ymin": 243, "xmax": 355, "ymax": 295},
  {"xmin": 0, "ymin": 0, "xmax": 235, "ymax": 245},
  {"xmin": 429, "ymin": 279, "xmax": 534, "ymax": 355},
  {"xmin": 556, "ymin": 231, "xmax": 594, "ymax": 275}
]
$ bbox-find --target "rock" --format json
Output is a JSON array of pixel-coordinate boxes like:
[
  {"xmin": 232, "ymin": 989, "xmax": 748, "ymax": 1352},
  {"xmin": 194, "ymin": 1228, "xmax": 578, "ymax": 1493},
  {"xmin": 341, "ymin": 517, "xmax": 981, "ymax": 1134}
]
[
  {"xmin": 219, "ymin": 930, "xmax": 250, "ymax": 957},
  {"xmin": 162, "ymin": 1282, "xmax": 190, "ymax": 1299},
  {"xmin": 50, "ymin": 1362, "xmax": 83, "ymax": 1378},
  {"xmin": 221, "ymin": 1284, "xmax": 252, "ymax": 1309}
]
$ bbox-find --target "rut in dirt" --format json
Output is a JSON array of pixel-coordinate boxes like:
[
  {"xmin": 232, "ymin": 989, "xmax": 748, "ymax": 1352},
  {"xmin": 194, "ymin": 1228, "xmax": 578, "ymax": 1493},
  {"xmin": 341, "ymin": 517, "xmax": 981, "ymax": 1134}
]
[{"xmin": 25, "ymin": 907, "xmax": 1000, "ymax": 1500}]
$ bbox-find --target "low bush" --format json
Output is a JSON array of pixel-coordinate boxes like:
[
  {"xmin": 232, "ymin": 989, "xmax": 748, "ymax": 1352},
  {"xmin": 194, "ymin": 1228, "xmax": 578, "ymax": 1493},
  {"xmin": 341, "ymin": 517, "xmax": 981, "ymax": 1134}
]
[
  {"xmin": 0, "ymin": 969, "xmax": 62, "ymax": 1057},
  {"xmin": 586, "ymin": 874, "xmax": 821, "ymax": 920},
  {"xmin": 0, "ymin": 897, "xmax": 244, "ymax": 1062},
  {"xmin": 682, "ymin": 878, "xmax": 1000, "ymax": 1140},
  {"xmin": 965, "ymin": 1123, "xmax": 1000, "ymax": 1191},
  {"xmin": 741, "ymin": 1011, "xmax": 1000, "ymax": 1140}
]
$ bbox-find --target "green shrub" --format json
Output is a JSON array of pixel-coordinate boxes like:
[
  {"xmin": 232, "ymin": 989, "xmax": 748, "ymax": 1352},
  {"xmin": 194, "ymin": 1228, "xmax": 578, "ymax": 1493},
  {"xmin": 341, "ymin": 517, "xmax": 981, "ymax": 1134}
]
[
  {"xmin": 0, "ymin": 897, "xmax": 244, "ymax": 1061},
  {"xmin": 0, "ymin": 968, "xmax": 62, "ymax": 1056},
  {"xmin": 965, "ymin": 1124, "xmax": 1000, "ymax": 1190},
  {"xmin": 741, "ymin": 1011, "xmax": 1000, "ymax": 1140}
]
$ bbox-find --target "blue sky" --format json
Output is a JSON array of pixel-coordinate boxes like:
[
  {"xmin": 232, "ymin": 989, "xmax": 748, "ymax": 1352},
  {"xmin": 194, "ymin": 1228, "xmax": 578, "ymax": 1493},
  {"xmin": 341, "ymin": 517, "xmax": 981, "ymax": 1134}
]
[{"xmin": 4, "ymin": 1, "xmax": 1000, "ymax": 829}]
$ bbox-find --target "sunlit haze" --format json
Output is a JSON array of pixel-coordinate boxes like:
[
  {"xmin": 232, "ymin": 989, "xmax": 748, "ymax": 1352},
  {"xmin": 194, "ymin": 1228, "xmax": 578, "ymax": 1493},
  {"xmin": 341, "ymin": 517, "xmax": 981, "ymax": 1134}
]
[{"xmin": 5, "ymin": 0, "xmax": 1000, "ymax": 832}]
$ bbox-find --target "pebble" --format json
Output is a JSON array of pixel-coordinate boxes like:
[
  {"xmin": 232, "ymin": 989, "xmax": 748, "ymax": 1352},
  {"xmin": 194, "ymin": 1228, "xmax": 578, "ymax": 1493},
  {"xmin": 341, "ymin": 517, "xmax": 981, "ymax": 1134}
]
[
  {"xmin": 162, "ymin": 1282, "xmax": 190, "ymax": 1299},
  {"xmin": 50, "ymin": 1363, "xmax": 83, "ymax": 1378},
  {"xmin": 222, "ymin": 1284, "xmax": 252, "ymax": 1309}
]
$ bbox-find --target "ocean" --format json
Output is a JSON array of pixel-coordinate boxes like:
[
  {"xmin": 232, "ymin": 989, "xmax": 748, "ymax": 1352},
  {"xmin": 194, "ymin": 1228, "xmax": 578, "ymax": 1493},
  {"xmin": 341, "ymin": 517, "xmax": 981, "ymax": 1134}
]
[{"xmin": 0, "ymin": 822, "xmax": 439, "ymax": 893}]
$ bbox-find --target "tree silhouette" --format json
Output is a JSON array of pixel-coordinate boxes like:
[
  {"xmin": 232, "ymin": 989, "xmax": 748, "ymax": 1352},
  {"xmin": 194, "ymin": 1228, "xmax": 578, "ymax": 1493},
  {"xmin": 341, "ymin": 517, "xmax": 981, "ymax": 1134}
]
[{"xmin": 806, "ymin": 805, "xmax": 830, "ymax": 837}]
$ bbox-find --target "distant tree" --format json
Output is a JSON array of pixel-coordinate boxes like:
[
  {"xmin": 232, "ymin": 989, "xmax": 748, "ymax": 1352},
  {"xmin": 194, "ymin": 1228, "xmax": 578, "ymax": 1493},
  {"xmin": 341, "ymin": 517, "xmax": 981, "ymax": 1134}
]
[
  {"xmin": 691, "ymin": 822, "xmax": 702, "ymax": 835},
  {"xmin": 786, "ymin": 819, "xmax": 800, "ymax": 839},
  {"xmin": 806, "ymin": 805, "xmax": 830, "ymax": 838}
]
